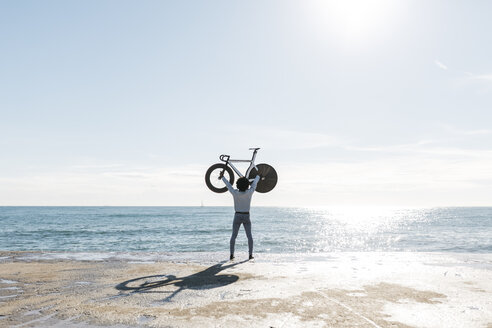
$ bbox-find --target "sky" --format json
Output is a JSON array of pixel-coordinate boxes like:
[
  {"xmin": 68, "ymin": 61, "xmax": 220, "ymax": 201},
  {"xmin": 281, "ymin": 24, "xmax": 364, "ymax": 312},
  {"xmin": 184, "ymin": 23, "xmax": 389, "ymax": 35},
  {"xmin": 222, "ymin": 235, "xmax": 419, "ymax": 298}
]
[{"xmin": 1, "ymin": 0, "xmax": 491, "ymax": 207}]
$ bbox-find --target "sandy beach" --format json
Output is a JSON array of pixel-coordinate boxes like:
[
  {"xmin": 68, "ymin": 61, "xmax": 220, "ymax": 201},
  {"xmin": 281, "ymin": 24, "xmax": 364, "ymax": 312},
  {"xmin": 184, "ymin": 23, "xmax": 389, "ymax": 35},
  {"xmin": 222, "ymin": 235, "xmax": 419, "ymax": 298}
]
[{"xmin": 0, "ymin": 251, "xmax": 491, "ymax": 328}]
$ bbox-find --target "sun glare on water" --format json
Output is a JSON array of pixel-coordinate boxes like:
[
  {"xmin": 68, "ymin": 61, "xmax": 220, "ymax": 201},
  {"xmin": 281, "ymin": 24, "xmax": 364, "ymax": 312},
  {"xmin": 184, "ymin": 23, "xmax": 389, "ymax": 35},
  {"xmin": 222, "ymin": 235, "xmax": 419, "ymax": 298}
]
[
  {"xmin": 313, "ymin": 206, "xmax": 410, "ymax": 229},
  {"xmin": 300, "ymin": 206, "xmax": 424, "ymax": 252}
]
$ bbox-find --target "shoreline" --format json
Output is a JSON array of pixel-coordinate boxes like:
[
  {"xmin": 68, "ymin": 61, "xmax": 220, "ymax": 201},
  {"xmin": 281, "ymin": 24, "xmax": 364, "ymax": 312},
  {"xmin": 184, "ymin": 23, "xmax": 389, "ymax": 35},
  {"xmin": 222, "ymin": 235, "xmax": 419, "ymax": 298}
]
[
  {"xmin": 1, "ymin": 251, "xmax": 491, "ymax": 327},
  {"xmin": 2, "ymin": 249, "xmax": 492, "ymax": 262}
]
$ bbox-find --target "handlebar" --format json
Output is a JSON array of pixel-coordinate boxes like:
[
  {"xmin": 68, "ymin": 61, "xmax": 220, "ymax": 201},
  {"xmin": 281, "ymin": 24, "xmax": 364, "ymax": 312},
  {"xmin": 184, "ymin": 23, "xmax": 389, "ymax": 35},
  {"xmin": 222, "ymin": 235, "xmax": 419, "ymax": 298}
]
[{"xmin": 219, "ymin": 154, "xmax": 230, "ymax": 162}]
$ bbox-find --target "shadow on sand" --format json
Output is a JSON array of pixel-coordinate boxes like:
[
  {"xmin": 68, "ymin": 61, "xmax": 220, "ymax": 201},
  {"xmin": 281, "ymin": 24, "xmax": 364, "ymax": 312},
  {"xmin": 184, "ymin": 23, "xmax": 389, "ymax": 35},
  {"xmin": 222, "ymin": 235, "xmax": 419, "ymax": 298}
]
[{"xmin": 115, "ymin": 260, "xmax": 247, "ymax": 302}]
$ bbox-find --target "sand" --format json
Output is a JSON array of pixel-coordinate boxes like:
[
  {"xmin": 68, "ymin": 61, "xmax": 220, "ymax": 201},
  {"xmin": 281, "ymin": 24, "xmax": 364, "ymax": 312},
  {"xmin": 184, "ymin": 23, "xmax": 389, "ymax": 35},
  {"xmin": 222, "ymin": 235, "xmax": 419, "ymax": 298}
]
[{"xmin": 0, "ymin": 251, "xmax": 491, "ymax": 328}]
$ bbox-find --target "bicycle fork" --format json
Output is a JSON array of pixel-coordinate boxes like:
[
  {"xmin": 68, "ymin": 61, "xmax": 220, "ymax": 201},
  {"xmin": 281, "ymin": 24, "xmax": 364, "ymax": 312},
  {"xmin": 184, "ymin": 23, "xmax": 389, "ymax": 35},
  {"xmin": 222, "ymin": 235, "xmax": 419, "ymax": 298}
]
[{"xmin": 218, "ymin": 155, "xmax": 230, "ymax": 180}]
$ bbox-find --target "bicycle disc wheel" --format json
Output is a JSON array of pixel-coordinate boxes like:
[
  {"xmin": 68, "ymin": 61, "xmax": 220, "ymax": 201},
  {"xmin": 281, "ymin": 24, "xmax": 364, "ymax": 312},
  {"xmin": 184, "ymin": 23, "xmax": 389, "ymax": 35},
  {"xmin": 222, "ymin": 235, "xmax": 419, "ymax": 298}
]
[
  {"xmin": 248, "ymin": 163, "xmax": 277, "ymax": 193},
  {"xmin": 205, "ymin": 163, "xmax": 235, "ymax": 193}
]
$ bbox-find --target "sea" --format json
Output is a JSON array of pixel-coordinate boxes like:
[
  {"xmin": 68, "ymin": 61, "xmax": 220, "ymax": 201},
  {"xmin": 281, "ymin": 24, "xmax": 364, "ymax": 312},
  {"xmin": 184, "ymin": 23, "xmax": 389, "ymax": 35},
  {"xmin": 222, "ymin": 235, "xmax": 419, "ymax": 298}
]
[{"xmin": 1, "ymin": 206, "xmax": 491, "ymax": 254}]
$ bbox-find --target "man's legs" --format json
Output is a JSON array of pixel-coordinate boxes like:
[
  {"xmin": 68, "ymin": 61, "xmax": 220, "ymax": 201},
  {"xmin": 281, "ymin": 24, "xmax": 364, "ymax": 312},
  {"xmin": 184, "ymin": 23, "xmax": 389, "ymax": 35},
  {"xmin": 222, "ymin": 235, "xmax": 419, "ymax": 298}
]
[
  {"xmin": 230, "ymin": 214, "xmax": 241, "ymax": 257},
  {"xmin": 243, "ymin": 216, "xmax": 253, "ymax": 257}
]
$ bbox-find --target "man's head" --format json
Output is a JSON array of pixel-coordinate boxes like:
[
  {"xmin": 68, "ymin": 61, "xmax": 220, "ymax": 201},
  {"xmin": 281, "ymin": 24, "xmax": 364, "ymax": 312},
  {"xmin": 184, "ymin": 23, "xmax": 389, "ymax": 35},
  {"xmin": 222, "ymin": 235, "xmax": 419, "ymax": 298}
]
[{"xmin": 236, "ymin": 177, "xmax": 250, "ymax": 192}]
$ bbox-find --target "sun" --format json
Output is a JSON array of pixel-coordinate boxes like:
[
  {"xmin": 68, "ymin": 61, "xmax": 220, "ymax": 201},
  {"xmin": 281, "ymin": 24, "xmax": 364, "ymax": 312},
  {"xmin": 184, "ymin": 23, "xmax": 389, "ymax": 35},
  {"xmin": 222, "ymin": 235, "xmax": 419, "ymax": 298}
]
[{"xmin": 306, "ymin": 0, "xmax": 402, "ymax": 48}]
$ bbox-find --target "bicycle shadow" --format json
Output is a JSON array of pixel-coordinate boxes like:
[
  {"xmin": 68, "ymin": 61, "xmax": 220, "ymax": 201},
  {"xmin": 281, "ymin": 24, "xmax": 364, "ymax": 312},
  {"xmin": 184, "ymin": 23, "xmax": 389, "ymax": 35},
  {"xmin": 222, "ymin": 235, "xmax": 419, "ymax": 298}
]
[{"xmin": 115, "ymin": 260, "xmax": 247, "ymax": 302}]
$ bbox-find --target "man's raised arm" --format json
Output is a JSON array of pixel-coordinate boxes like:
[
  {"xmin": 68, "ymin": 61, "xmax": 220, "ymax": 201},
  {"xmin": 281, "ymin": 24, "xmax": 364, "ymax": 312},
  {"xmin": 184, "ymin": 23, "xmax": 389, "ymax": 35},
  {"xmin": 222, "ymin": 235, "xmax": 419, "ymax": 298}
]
[
  {"xmin": 249, "ymin": 175, "xmax": 261, "ymax": 193},
  {"xmin": 221, "ymin": 176, "xmax": 235, "ymax": 193}
]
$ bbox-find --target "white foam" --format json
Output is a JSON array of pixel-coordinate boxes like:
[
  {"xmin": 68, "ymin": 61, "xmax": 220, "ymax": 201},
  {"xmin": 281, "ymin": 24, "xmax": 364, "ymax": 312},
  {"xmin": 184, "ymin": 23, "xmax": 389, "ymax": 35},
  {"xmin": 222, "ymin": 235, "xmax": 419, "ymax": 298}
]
[
  {"xmin": 24, "ymin": 309, "xmax": 43, "ymax": 316},
  {"xmin": 0, "ymin": 279, "xmax": 18, "ymax": 284},
  {"xmin": 8, "ymin": 251, "xmax": 492, "ymax": 271},
  {"xmin": 15, "ymin": 251, "xmax": 231, "ymax": 264},
  {"xmin": 0, "ymin": 286, "xmax": 21, "ymax": 290},
  {"xmin": 18, "ymin": 252, "xmax": 116, "ymax": 262},
  {"xmin": 0, "ymin": 294, "xmax": 18, "ymax": 299}
]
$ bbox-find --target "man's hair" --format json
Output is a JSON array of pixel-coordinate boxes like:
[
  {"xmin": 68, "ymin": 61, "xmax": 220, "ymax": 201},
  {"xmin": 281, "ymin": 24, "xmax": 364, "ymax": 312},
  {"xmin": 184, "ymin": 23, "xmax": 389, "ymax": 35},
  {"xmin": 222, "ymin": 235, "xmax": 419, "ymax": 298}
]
[{"xmin": 236, "ymin": 177, "xmax": 250, "ymax": 192}]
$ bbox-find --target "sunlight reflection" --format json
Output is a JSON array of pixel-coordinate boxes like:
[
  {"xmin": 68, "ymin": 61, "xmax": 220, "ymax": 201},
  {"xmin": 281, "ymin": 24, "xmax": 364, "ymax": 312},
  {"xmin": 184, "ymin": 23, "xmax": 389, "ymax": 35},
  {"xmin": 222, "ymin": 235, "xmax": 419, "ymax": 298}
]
[{"xmin": 301, "ymin": 206, "xmax": 428, "ymax": 252}]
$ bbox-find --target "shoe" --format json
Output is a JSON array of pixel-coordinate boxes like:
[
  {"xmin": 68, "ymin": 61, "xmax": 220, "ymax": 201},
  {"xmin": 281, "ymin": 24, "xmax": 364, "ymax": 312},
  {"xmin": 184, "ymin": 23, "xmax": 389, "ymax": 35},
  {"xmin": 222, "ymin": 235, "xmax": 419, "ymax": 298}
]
[
  {"xmin": 249, "ymin": 255, "xmax": 254, "ymax": 260},
  {"xmin": 230, "ymin": 254, "xmax": 235, "ymax": 260}
]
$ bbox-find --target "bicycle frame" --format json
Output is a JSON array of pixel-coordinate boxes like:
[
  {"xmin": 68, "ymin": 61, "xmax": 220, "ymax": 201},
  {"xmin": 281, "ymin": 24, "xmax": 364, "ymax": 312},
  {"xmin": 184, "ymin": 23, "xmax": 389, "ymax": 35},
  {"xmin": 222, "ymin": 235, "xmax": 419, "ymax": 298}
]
[{"xmin": 219, "ymin": 148, "xmax": 260, "ymax": 181}]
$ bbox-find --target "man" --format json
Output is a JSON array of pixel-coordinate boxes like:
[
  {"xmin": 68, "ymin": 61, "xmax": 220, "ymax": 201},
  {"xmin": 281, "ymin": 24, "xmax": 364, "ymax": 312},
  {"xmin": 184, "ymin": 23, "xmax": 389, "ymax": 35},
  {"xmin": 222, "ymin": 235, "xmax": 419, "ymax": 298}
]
[{"xmin": 221, "ymin": 174, "xmax": 260, "ymax": 260}]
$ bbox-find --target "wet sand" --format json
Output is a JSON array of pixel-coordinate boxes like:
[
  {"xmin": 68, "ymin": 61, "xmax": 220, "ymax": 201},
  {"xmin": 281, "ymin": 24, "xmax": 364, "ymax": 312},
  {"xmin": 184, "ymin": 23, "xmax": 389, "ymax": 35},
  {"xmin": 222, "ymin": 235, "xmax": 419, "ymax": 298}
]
[{"xmin": 0, "ymin": 251, "xmax": 491, "ymax": 327}]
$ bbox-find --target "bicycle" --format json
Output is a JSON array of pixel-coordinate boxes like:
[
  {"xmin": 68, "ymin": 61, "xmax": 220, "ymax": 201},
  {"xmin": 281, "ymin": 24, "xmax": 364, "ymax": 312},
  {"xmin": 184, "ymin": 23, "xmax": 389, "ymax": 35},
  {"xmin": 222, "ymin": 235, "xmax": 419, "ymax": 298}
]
[{"xmin": 205, "ymin": 148, "xmax": 278, "ymax": 193}]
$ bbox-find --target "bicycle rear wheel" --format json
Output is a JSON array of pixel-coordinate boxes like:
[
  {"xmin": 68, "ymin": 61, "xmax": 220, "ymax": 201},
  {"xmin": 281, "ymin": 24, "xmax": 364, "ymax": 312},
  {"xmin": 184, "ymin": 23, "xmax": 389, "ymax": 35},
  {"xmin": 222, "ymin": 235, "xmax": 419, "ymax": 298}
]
[
  {"xmin": 205, "ymin": 163, "xmax": 235, "ymax": 193},
  {"xmin": 248, "ymin": 163, "xmax": 277, "ymax": 193}
]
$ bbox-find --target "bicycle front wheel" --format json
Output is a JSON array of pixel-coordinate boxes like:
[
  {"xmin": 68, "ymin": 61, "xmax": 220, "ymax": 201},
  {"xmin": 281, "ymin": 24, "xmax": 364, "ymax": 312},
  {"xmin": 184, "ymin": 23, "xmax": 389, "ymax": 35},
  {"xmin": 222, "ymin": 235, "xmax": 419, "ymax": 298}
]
[
  {"xmin": 248, "ymin": 163, "xmax": 278, "ymax": 193},
  {"xmin": 205, "ymin": 163, "xmax": 235, "ymax": 193}
]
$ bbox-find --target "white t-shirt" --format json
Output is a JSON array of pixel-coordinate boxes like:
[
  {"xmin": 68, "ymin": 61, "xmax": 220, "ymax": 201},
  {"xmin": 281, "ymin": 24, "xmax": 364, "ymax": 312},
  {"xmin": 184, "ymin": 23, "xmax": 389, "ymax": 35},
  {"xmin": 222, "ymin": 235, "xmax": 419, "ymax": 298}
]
[{"xmin": 221, "ymin": 175, "xmax": 260, "ymax": 213}]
